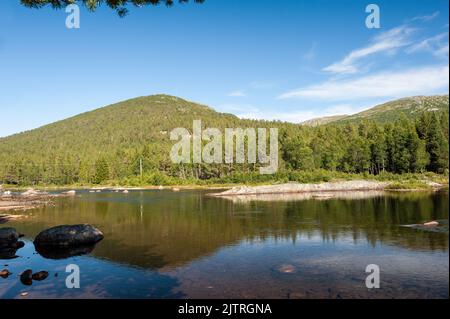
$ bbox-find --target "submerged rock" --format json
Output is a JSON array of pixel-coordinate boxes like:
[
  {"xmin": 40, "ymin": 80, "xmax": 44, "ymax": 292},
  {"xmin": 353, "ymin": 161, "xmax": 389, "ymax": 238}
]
[
  {"xmin": 20, "ymin": 269, "xmax": 33, "ymax": 286},
  {"xmin": 0, "ymin": 214, "xmax": 22, "ymax": 224},
  {"xmin": 34, "ymin": 224, "xmax": 104, "ymax": 247},
  {"xmin": 32, "ymin": 271, "xmax": 49, "ymax": 281},
  {"xmin": 277, "ymin": 264, "xmax": 296, "ymax": 274},
  {"xmin": 0, "ymin": 269, "xmax": 12, "ymax": 278}
]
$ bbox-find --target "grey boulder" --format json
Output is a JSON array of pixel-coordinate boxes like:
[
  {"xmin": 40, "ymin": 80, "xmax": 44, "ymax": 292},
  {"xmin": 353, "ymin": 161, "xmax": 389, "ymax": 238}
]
[{"xmin": 34, "ymin": 224, "xmax": 104, "ymax": 247}]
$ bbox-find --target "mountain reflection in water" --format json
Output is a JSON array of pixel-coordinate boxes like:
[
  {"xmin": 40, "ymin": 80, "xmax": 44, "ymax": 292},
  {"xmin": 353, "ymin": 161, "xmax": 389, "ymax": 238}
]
[{"xmin": 1, "ymin": 189, "xmax": 448, "ymax": 298}]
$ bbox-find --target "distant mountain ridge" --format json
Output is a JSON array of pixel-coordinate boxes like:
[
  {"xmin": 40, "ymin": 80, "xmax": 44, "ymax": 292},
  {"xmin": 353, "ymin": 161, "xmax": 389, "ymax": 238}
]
[
  {"xmin": 301, "ymin": 95, "xmax": 449, "ymax": 126},
  {"xmin": 300, "ymin": 115, "xmax": 349, "ymax": 127}
]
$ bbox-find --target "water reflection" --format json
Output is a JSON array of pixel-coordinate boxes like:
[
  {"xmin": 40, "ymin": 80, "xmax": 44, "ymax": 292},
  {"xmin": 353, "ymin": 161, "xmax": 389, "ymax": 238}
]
[
  {"xmin": 0, "ymin": 241, "xmax": 24, "ymax": 259},
  {"xmin": 34, "ymin": 243, "xmax": 97, "ymax": 260},
  {"xmin": 1, "ymin": 189, "xmax": 448, "ymax": 298}
]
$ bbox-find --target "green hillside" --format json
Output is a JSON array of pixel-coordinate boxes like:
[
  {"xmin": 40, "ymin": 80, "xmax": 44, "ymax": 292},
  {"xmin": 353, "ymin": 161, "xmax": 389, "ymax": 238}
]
[
  {"xmin": 302, "ymin": 95, "xmax": 449, "ymax": 126},
  {"xmin": 0, "ymin": 94, "xmax": 448, "ymax": 186},
  {"xmin": 0, "ymin": 94, "xmax": 239, "ymax": 158}
]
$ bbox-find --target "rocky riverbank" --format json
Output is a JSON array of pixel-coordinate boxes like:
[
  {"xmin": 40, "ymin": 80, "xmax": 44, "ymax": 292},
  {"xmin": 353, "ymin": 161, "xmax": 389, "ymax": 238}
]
[
  {"xmin": 209, "ymin": 179, "xmax": 448, "ymax": 197},
  {"xmin": 210, "ymin": 180, "xmax": 391, "ymax": 196},
  {"xmin": 0, "ymin": 187, "xmax": 77, "ymax": 213}
]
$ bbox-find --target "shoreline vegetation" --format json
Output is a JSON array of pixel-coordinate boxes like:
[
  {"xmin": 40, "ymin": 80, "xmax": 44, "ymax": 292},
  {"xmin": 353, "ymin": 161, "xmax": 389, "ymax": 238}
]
[
  {"xmin": 0, "ymin": 172, "xmax": 448, "ymax": 213},
  {"xmin": 1, "ymin": 170, "xmax": 448, "ymax": 190}
]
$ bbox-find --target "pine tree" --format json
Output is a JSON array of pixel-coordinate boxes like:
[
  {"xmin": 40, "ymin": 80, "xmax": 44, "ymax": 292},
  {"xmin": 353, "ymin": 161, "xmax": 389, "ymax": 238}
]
[
  {"xmin": 94, "ymin": 158, "xmax": 109, "ymax": 184},
  {"xmin": 426, "ymin": 114, "xmax": 446, "ymax": 173}
]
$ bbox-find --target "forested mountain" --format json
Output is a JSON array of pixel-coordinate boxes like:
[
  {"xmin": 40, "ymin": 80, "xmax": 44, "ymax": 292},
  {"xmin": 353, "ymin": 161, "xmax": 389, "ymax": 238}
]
[
  {"xmin": 302, "ymin": 95, "xmax": 449, "ymax": 126},
  {"xmin": 0, "ymin": 94, "xmax": 448, "ymax": 186}
]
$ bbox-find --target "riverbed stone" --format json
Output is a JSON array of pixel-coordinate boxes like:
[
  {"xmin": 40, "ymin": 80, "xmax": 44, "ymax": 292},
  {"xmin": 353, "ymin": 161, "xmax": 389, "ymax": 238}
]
[
  {"xmin": 20, "ymin": 269, "xmax": 33, "ymax": 286},
  {"xmin": 0, "ymin": 227, "xmax": 20, "ymax": 244},
  {"xmin": 0, "ymin": 269, "xmax": 12, "ymax": 278},
  {"xmin": 32, "ymin": 271, "xmax": 49, "ymax": 281},
  {"xmin": 34, "ymin": 224, "xmax": 104, "ymax": 247}
]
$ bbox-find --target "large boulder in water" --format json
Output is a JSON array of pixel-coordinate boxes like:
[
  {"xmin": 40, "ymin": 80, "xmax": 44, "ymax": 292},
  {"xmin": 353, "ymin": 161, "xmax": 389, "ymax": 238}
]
[
  {"xmin": 34, "ymin": 224, "xmax": 104, "ymax": 247},
  {"xmin": 0, "ymin": 227, "xmax": 21, "ymax": 244}
]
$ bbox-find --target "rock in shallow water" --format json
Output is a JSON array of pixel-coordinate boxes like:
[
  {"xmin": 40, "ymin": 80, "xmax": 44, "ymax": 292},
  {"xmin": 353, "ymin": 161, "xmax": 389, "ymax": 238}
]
[
  {"xmin": 32, "ymin": 271, "xmax": 49, "ymax": 281},
  {"xmin": 423, "ymin": 221, "xmax": 439, "ymax": 227},
  {"xmin": 0, "ymin": 269, "xmax": 12, "ymax": 278},
  {"xmin": 0, "ymin": 227, "xmax": 23, "ymax": 244},
  {"xmin": 277, "ymin": 264, "xmax": 296, "ymax": 274},
  {"xmin": 20, "ymin": 269, "xmax": 33, "ymax": 286},
  {"xmin": 34, "ymin": 224, "xmax": 104, "ymax": 247}
]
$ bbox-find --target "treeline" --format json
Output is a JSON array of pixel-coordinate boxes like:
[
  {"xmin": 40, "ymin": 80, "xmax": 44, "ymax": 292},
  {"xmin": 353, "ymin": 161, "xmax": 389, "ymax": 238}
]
[
  {"xmin": 0, "ymin": 110, "xmax": 448, "ymax": 186},
  {"xmin": 281, "ymin": 111, "xmax": 449, "ymax": 175}
]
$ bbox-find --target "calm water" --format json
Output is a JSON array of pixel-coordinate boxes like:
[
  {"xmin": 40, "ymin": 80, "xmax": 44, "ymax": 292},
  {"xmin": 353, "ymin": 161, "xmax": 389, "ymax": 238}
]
[{"xmin": 1, "ymin": 189, "xmax": 448, "ymax": 299}]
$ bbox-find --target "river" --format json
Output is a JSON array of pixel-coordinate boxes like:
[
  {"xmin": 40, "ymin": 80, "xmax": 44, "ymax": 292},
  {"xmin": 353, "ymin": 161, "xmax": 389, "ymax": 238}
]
[{"xmin": 1, "ymin": 189, "xmax": 448, "ymax": 299}]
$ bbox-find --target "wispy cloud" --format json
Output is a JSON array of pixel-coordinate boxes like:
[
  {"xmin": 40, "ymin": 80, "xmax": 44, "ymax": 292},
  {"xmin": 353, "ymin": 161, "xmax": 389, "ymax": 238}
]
[
  {"xmin": 406, "ymin": 32, "xmax": 449, "ymax": 59},
  {"xmin": 280, "ymin": 65, "xmax": 449, "ymax": 101},
  {"xmin": 322, "ymin": 25, "xmax": 415, "ymax": 74},
  {"xmin": 303, "ymin": 42, "xmax": 317, "ymax": 61},
  {"xmin": 411, "ymin": 11, "xmax": 440, "ymax": 22},
  {"xmin": 227, "ymin": 90, "xmax": 246, "ymax": 97}
]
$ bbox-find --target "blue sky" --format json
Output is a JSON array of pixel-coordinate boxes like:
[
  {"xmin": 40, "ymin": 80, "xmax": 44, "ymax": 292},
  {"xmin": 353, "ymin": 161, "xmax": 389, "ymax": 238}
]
[{"xmin": 0, "ymin": 0, "xmax": 448, "ymax": 137}]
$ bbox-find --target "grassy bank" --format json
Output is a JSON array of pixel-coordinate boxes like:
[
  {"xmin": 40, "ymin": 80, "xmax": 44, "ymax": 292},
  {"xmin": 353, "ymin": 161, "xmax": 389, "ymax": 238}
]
[{"xmin": 1, "ymin": 170, "xmax": 448, "ymax": 191}]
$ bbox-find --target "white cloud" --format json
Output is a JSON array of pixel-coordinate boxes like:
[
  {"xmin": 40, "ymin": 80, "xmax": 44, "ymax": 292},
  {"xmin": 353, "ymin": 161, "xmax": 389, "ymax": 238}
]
[
  {"xmin": 411, "ymin": 11, "xmax": 440, "ymax": 22},
  {"xmin": 406, "ymin": 32, "xmax": 449, "ymax": 59},
  {"xmin": 323, "ymin": 26, "xmax": 415, "ymax": 74},
  {"xmin": 280, "ymin": 65, "xmax": 449, "ymax": 101},
  {"xmin": 227, "ymin": 90, "xmax": 246, "ymax": 97}
]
